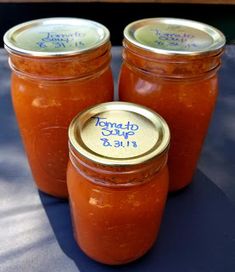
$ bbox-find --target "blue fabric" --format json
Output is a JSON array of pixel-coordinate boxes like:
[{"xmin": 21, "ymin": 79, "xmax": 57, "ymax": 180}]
[{"xmin": 0, "ymin": 47, "xmax": 235, "ymax": 272}]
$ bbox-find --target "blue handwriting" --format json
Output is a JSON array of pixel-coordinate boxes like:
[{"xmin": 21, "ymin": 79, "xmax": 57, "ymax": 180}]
[
  {"xmin": 151, "ymin": 28, "xmax": 197, "ymax": 49},
  {"xmin": 37, "ymin": 31, "xmax": 86, "ymax": 49},
  {"xmin": 100, "ymin": 138, "xmax": 138, "ymax": 148},
  {"xmin": 94, "ymin": 117, "xmax": 139, "ymax": 140}
]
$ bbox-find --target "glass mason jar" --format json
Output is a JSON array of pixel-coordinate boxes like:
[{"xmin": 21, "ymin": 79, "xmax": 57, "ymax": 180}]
[
  {"xmin": 119, "ymin": 18, "xmax": 225, "ymax": 192},
  {"xmin": 67, "ymin": 102, "xmax": 170, "ymax": 265},
  {"xmin": 4, "ymin": 18, "xmax": 113, "ymax": 198}
]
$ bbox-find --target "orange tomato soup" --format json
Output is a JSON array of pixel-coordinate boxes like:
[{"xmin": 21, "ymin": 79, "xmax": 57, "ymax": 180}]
[
  {"xmin": 4, "ymin": 18, "xmax": 113, "ymax": 197},
  {"xmin": 67, "ymin": 102, "xmax": 170, "ymax": 264},
  {"xmin": 119, "ymin": 18, "xmax": 225, "ymax": 191}
]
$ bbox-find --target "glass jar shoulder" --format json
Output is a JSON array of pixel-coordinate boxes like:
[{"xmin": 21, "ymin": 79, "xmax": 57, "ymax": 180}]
[
  {"xmin": 11, "ymin": 67, "xmax": 113, "ymax": 105},
  {"xmin": 67, "ymin": 159, "xmax": 169, "ymax": 208},
  {"xmin": 119, "ymin": 62, "xmax": 218, "ymax": 109},
  {"xmin": 11, "ymin": 69, "xmax": 113, "ymax": 131}
]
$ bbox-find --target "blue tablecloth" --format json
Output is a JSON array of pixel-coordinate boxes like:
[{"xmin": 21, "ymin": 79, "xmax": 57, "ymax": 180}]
[{"xmin": 0, "ymin": 47, "xmax": 235, "ymax": 272}]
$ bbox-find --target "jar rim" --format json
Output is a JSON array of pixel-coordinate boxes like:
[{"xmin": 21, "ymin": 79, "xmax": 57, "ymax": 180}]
[
  {"xmin": 124, "ymin": 18, "xmax": 225, "ymax": 56},
  {"xmin": 4, "ymin": 17, "xmax": 110, "ymax": 57},
  {"xmin": 68, "ymin": 102, "xmax": 170, "ymax": 167}
]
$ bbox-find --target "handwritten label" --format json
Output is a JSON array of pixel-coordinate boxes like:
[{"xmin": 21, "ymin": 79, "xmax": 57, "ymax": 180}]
[
  {"xmin": 151, "ymin": 28, "xmax": 197, "ymax": 49},
  {"xmin": 93, "ymin": 116, "xmax": 139, "ymax": 148},
  {"xmin": 36, "ymin": 31, "xmax": 86, "ymax": 49},
  {"xmin": 134, "ymin": 23, "xmax": 212, "ymax": 52},
  {"xmin": 81, "ymin": 111, "xmax": 158, "ymax": 159}
]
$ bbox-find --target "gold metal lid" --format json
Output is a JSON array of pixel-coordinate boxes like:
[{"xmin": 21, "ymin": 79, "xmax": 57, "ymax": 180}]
[
  {"xmin": 4, "ymin": 17, "xmax": 110, "ymax": 57},
  {"xmin": 124, "ymin": 18, "xmax": 225, "ymax": 56},
  {"xmin": 69, "ymin": 102, "xmax": 170, "ymax": 166}
]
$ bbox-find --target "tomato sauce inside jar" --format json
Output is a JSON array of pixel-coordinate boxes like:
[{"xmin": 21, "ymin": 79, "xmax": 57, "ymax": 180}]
[
  {"xmin": 67, "ymin": 102, "xmax": 170, "ymax": 265},
  {"xmin": 119, "ymin": 18, "xmax": 225, "ymax": 191},
  {"xmin": 4, "ymin": 18, "xmax": 114, "ymax": 197}
]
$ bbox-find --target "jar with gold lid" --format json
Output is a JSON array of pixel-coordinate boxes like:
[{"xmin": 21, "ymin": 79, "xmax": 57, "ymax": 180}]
[
  {"xmin": 119, "ymin": 18, "xmax": 225, "ymax": 191},
  {"xmin": 4, "ymin": 17, "xmax": 114, "ymax": 198},
  {"xmin": 67, "ymin": 101, "xmax": 170, "ymax": 265}
]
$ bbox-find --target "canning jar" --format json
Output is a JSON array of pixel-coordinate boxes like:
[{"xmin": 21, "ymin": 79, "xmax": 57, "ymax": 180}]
[
  {"xmin": 119, "ymin": 18, "xmax": 225, "ymax": 191},
  {"xmin": 67, "ymin": 102, "xmax": 170, "ymax": 265},
  {"xmin": 4, "ymin": 18, "xmax": 113, "ymax": 197}
]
